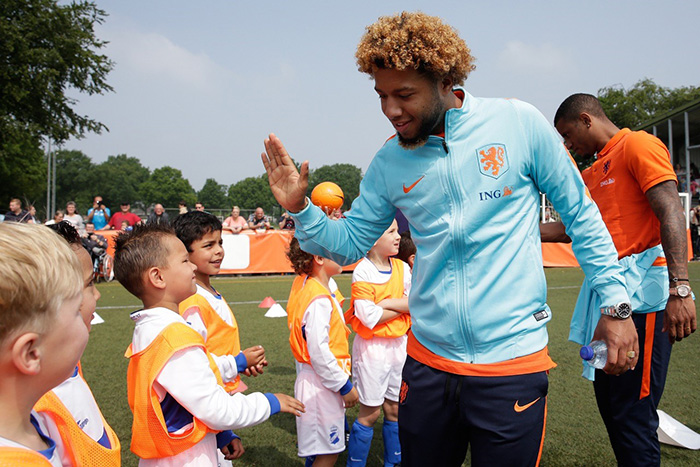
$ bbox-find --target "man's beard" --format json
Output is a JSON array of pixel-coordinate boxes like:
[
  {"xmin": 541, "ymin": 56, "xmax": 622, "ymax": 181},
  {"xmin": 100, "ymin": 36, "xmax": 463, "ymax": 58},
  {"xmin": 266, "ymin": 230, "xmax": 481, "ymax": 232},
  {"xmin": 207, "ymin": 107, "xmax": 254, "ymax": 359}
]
[{"xmin": 397, "ymin": 93, "xmax": 445, "ymax": 150}]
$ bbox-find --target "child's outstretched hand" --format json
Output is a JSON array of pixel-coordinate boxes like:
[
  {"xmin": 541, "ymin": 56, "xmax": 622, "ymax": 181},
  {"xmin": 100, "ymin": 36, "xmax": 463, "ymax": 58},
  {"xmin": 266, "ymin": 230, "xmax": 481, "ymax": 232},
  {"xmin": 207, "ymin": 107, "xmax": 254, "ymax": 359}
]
[
  {"xmin": 244, "ymin": 360, "xmax": 268, "ymax": 377},
  {"xmin": 243, "ymin": 345, "xmax": 266, "ymax": 367},
  {"xmin": 221, "ymin": 438, "xmax": 245, "ymax": 460},
  {"xmin": 342, "ymin": 387, "xmax": 359, "ymax": 408},
  {"xmin": 275, "ymin": 394, "xmax": 305, "ymax": 416}
]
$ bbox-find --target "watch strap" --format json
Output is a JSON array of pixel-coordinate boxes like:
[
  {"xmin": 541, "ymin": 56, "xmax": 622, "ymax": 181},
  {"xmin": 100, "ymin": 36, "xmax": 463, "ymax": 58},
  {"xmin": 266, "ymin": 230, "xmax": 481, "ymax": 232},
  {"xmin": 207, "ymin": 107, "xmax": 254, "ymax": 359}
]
[{"xmin": 670, "ymin": 277, "xmax": 689, "ymax": 283}]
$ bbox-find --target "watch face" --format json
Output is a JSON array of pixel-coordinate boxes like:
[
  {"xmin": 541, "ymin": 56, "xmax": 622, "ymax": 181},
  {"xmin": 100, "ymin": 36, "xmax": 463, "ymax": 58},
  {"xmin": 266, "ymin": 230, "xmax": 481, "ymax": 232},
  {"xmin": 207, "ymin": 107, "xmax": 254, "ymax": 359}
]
[
  {"xmin": 677, "ymin": 285, "xmax": 691, "ymax": 298},
  {"xmin": 616, "ymin": 302, "xmax": 632, "ymax": 319}
]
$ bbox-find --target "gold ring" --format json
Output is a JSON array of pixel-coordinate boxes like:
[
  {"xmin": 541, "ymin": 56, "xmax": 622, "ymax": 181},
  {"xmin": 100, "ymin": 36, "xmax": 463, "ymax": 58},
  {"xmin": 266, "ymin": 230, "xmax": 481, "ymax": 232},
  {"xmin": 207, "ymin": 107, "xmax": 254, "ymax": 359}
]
[{"xmin": 626, "ymin": 350, "xmax": 636, "ymax": 359}]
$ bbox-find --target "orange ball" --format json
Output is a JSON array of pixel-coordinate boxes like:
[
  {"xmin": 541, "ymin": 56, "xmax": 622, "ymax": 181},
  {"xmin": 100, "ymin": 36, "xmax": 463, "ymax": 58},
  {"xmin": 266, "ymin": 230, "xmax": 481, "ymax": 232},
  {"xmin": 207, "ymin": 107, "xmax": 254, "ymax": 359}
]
[{"xmin": 311, "ymin": 182, "xmax": 344, "ymax": 211}]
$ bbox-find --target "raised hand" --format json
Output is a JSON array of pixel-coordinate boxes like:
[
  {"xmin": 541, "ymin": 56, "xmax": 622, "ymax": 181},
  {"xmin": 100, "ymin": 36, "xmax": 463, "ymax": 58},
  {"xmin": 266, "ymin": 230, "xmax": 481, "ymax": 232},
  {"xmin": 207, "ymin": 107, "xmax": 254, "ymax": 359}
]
[{"xmin": 262, "ymin": 134, "xmax": 309, "ymax": 213}]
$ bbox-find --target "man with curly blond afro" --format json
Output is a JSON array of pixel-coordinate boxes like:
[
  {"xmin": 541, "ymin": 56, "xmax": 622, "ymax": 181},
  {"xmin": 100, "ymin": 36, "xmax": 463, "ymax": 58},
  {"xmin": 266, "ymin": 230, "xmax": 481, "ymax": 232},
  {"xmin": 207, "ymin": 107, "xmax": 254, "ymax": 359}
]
[{"xmin": 263, "ymin": 11, "xmax": 636, "ymax": 466}]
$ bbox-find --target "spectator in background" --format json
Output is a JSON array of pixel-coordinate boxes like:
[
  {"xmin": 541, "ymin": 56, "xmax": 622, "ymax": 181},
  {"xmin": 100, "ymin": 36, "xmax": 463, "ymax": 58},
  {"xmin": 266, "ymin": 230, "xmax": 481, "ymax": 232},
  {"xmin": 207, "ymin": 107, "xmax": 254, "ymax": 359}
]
[
  {"xmin": 222, "ymin": 206, "xmax": 248, "ymax": 234},
  {"xmin": 147, "ymin": 203, "xmax": 170, "ymax": 226},
  {"xmin": 82, "ymin": 222, "xmax": 108, "ymax": 260},
  {"xmin": 278, "ymin": 211, "xmax": 295, "ymax": 230},
  {"xmin": 178, "ymin": 200, "xmax": 189, "ymax": 215},
  {"xmin": 107, "ymin": 202, "xmax": 142, "ymax": 230},
  {"xmin": 543, "ymin": 206, "xmax": 557, "ymax": 223},
  {"xmin": 64, "ymin": 201, "xmax": 86, "ymax": 236},
  {"xmin": 195, "ymin": 202, "xmax": 205, "ymax": 212},
  {"xmin": 675, "ymin": 163, "xmax": 687, "ymax": 192},
  {"xmin": 86, "ymin": 196, "xmax": 111, "ymax": 230},
  {"xmin": 45, "ymin": 210, "xmax": 65, "ymax": 225},
  {"xmin": 5, "ymin": 198, "xmax": 31, "ymax": 223},
  {"xmin": 248, "ymin": 207, "xmax": 271, "ymax": 230},
  {"xmin": 691, "ymin": 206, "xmax": 700, "ymax": 260},
  {"xmin": 26, "ymin": 205, "xmax": 37, "ymax": 223}
]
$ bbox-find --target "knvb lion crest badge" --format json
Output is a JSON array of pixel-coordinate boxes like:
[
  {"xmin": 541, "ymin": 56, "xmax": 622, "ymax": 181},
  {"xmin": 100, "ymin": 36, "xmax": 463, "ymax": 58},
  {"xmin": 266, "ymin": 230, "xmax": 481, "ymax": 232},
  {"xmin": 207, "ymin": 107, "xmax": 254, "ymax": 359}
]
[{"xmin": 476, "ymin": 144, "xmax": 509, "ymax": 179}]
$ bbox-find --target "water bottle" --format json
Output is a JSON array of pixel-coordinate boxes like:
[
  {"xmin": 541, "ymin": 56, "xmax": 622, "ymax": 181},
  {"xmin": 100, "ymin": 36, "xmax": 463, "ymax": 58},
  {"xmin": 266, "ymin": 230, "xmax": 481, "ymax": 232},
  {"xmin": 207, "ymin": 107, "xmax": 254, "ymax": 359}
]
[{"xmin": 580, "ymin": 340, "xmax": 607, "ymax": 369}]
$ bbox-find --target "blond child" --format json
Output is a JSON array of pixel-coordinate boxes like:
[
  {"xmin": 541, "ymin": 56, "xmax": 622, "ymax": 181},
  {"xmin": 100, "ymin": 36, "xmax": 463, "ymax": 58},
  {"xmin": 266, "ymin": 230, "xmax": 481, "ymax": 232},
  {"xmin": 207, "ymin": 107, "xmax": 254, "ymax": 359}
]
[
  {"xmin": 173, "ymin": 211, "xmax": 267, "ymax": 462},
  {"xmin": 0, "ymin": 223, "xmax": 88, "ymax": 466},
  {"xmin": 286, "ymin": 237, "xmax": 359, "ymax": 467},
  {"xmin": 34, "ymin": 222, "xmax": 121, "ymax": 466},
  {"xmin": 345, "ymin": 220, "xmax": 411, "ymax": 467},
  {"xmin": 114, "ymin": 223, "xmax": 303, "ymax": 466}
]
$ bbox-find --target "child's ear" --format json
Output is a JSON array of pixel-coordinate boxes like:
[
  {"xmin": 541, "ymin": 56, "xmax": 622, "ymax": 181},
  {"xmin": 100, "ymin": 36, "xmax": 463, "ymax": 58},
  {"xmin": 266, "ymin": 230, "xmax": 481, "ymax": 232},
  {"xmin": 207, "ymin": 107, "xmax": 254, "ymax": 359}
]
[
  {"xmin": 408, "ymin": 254, "xmax": 416, "ymax": 269},
  {"xmin": 313, "ymin": 256, "xmax": 324, "ymax": 267},
  {"xmin": 147, "ymin": 266, "xmax": 167, "ymax": 290},
  {"xmin": 11, "ymin": 332, "xmax": 42, "ymax": 375}
]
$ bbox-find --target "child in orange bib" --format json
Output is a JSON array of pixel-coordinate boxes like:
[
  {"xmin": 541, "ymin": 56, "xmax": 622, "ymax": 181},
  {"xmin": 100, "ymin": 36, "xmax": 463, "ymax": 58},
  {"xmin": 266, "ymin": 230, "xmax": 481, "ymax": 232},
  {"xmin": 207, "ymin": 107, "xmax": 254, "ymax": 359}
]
[
  {"xmin": 173, "ymin": 212, "xmax": 269, "ymax": 463},
  {"xmin": 345, "ymin": 220, "xmax": 411, "ymax": 467},
  {"xmin": 114, "ymin": 223, "xmax": 304, "ymax": 466},
  {"xmin": 286, "ymin": 237, "xmax": 359, "ymax": 467},
  {"xmin": 34, "ymin": 222, "xmax": 120, "ymax": 466}
]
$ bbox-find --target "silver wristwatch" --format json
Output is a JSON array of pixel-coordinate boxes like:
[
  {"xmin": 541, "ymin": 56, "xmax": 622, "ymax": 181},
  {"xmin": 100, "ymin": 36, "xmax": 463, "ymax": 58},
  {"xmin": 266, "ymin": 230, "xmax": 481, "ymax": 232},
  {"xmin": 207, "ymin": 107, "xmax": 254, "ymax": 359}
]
[
  {"xmin": 600, "ymin": 302, "xmax": 632, "ymax": 319},
  {"xmin": 669, "ymin": 284, "xmax": 692, "ymax": 298}
]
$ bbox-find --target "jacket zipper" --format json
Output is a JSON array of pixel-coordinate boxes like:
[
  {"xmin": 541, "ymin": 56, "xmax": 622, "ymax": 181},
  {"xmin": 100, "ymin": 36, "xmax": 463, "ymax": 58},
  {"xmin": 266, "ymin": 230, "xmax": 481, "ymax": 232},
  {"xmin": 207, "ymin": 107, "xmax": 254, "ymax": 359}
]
[{"xmin": 441, "ymin": 114, "xmax": 475, "ymax": 362}]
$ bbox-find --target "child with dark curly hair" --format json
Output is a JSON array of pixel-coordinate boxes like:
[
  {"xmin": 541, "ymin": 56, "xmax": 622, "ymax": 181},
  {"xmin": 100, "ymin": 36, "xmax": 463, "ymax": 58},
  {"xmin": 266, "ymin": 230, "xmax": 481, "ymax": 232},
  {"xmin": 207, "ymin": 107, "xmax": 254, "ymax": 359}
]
[{"xmin": 286, "ymin": 238, "xmax": 358, "ymax": 467}]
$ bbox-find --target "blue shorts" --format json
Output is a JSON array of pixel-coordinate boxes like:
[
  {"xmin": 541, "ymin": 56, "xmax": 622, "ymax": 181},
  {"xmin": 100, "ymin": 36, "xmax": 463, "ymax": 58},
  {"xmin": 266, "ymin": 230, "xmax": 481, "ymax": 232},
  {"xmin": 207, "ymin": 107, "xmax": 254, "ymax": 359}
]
[{"xmin": 398, "ymin": 356, "xmax": 548, "ymax": 466}]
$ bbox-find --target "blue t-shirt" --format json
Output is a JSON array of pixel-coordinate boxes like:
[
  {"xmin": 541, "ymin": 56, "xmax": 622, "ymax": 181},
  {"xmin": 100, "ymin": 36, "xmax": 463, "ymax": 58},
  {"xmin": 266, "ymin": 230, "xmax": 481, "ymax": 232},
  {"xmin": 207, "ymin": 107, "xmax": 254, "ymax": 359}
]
[{"xmin": 88, "ymin": 207, "xmax": 111, "ymax": 230}]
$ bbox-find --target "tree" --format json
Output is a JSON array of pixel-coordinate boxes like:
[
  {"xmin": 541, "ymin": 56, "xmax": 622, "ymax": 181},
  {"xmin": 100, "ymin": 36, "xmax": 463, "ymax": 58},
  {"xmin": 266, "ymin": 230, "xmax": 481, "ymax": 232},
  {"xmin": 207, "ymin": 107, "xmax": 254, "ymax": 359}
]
[
  {"xmin": 309, "ymin": 163, "xmax": 363, "ymax": 210},
  {"xmin": 228, "ymin": 175, "xmax": 277, "ymax": 213},
  {"xmin": 53, "ymin": 149, "xmax": 96, "ymax": 211},
  {"xmin": 0, "ymin": 132, "xmax": 46, "ymax": 205},
  {"xmin": 140, "ymin": 166, "xmax": 197, "ymax": 209},
  {"xmin": 598, "ymin": 78, "xmax": 700, "ymax": 129},
  {"xmin": 198, "ymin": 178, "xmax": 229, "ymax": 209},
  {"xmin": 0, "ymin": 1, "xmax": 113, "ymax": 206},
  {"xmin": 91, "ymin": 155, "xmax": 150, "ymax": 209},
  {"xmin": 0, "ymin": 0, "xmax": 113, "ymax": 144}
]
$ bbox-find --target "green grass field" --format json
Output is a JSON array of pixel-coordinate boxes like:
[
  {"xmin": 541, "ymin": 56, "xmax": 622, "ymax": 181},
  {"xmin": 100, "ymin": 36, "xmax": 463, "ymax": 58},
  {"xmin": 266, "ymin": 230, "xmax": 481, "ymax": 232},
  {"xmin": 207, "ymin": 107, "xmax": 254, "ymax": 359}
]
[{"xmin": 82, "ymin": 266, "xmax": 700, "ymax": 466}]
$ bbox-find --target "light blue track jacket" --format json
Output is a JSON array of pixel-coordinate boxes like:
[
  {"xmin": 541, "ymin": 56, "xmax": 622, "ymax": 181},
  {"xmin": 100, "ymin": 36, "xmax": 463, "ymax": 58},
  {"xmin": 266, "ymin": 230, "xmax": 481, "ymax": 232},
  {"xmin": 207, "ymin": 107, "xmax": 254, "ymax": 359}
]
[{"xmin": 292, "ymin": 90, "xmax": 630, "ymax": 365}]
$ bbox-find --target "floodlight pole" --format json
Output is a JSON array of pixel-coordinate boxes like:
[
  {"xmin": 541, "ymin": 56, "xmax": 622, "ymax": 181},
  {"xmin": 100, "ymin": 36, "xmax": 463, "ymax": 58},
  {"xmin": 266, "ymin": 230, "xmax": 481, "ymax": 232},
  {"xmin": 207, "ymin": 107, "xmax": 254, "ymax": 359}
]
[{"xmin": 46, "ymin": 139, "xmax": 53, "ymax": 220}]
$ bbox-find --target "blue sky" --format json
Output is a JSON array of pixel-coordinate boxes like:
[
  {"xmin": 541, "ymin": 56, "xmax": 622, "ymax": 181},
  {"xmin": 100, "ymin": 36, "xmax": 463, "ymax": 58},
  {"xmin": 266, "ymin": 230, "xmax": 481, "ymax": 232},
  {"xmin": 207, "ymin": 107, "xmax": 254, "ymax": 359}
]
[{"xmin": 64, "ymin": 0, "xmax": 700, "ymax": 190}]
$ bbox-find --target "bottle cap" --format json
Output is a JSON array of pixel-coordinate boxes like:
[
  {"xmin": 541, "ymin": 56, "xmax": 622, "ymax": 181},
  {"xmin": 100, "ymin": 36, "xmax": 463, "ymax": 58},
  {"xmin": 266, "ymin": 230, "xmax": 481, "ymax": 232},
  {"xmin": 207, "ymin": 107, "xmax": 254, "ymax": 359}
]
[{"xmin": 580, "ymin": 345, "xmax": 594, "ymax": 361}]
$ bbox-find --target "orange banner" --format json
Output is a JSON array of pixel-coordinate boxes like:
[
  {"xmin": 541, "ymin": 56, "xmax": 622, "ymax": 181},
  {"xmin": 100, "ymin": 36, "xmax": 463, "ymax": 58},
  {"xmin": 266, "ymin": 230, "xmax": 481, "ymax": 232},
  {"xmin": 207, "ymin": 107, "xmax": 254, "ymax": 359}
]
[
  {"xmin": 102, "ymin": 229, "xmax": 357, "ymax": 274},
  {"xmin": 540, "ymin": 229, "xmax": 693, "ymax": 267},
  {"xmin": 101, "ymin": 229, "xmax": 693, "ymax": 274},
  {"xmin": 542, "ymin": 242, "xmax": 578, "ymax": 267}
]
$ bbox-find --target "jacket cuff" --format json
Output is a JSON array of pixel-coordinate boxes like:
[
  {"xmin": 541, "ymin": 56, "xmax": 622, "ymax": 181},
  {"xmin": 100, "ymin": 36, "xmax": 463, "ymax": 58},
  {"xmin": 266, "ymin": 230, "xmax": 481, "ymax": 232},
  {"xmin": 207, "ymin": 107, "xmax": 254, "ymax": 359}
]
[
  {"xmin": 265, "ymin": 393, "xmax": 281, "ymax": 415},
  {"xmin": 216, "ymin": 430, "xmax": 238, "ymax": 449},
  {"xmin": 339, "ymin": 378, "xmax": 353, "ymax": 396},
  {"xmin": 596, "ymin": 283, "xmax": 631, "ymax": 309},
  {"xmin": 234, "ymin": 352, "xmax": 247, "ymax": 372}
]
